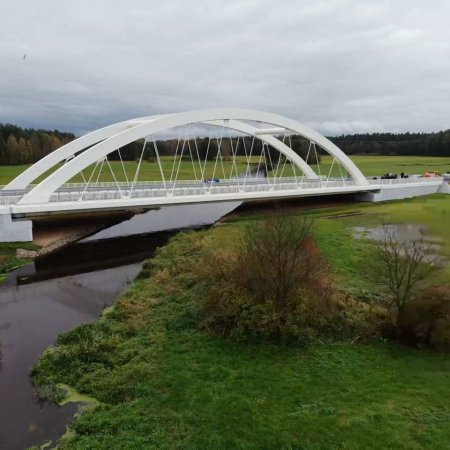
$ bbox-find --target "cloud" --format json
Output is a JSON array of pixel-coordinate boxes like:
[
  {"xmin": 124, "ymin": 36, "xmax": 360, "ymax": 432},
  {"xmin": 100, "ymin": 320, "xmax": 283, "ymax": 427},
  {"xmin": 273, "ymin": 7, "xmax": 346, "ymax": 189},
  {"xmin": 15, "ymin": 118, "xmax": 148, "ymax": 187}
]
[{"xmin": 0, "ymin": 0, "xmax": 449, "ymax": 135}]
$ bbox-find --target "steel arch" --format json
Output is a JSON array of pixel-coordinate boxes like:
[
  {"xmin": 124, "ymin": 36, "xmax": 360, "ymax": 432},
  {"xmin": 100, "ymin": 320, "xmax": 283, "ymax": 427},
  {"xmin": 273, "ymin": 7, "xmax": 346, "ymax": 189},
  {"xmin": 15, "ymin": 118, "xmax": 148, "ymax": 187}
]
[{"xmin": 13, "ymin": 109, "xmax": 368, "ymax": 205}]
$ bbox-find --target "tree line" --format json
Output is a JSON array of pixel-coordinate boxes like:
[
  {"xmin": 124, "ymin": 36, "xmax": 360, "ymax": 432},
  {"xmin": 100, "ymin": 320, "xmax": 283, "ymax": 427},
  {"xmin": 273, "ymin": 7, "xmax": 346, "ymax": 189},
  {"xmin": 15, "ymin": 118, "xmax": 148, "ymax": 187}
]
[
  {"xmin": 1, "ymin": 122, "xmax": 449, "ymax": 166},
  {"xmin": 329, "ymin": 130, "xmax": 450, "ymax": 157},
  {"xmin": 0, "ymin": 123, "xmax": 75, "ymax": 165}
]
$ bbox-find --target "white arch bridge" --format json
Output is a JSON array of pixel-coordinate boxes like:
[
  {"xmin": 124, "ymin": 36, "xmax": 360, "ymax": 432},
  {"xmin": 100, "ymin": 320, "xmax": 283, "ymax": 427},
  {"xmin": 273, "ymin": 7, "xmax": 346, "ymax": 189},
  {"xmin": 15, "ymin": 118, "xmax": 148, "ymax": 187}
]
[{"xmin": 0, "ymin": 109, "xmax": 447, "ymax": 241}]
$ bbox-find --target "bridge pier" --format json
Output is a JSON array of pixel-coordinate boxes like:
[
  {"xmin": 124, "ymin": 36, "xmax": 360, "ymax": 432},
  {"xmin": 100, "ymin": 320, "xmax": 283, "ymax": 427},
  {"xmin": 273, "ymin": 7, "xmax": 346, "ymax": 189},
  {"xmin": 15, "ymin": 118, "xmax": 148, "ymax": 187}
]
[{"xmin": 0, "ymin": 212, "xmax": 33, "ymax": 242}]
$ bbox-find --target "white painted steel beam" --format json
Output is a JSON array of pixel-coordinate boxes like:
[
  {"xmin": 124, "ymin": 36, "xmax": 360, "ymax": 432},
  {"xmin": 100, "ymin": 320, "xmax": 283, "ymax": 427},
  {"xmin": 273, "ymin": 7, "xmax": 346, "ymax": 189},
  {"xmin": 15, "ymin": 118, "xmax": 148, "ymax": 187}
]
[{"xmin": 252, "ymin": 127, "xmax": 286, "ymax": 135}]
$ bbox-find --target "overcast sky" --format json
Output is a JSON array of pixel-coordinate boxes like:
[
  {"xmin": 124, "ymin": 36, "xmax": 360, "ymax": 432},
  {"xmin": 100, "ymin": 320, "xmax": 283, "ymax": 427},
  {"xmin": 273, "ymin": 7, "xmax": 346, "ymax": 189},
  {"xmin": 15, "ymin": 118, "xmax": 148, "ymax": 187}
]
[{"xmin": 1, "ymin": 0, "xmax": 449, "ymax": 136}]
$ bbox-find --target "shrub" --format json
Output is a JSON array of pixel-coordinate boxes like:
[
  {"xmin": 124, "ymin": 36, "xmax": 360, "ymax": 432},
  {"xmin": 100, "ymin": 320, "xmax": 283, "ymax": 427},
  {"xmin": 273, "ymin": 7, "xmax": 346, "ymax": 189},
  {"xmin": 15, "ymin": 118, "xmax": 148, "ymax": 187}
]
[
  {"xmin": 395, "ymin": 286, "xmax": 450, "ymax": 351},
  {"xmin": 374, "ymin": 224, "xmax": 438, "ymax": 330},
  {"xmin": 195, "ymin": 211, "xmax": 384, "ymax": 343}
]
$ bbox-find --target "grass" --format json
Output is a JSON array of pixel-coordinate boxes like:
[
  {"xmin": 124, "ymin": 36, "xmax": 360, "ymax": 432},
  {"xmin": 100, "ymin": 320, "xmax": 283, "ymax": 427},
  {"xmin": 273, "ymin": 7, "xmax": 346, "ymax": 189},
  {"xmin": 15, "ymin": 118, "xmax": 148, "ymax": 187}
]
[
  {"xmin": 0, "ymin": 155, "xmax": 450, "ymax": 185},
  {"xmin": 328, "ymin": 195, "xmax": 450, "ymax": 284},
  {"xmin": 31, "ymin": 195, "xmax": 450, "ymax": 450},
  {"xmin": 0, "ymin": 242, "xmax": 38, "ymax": 281}
]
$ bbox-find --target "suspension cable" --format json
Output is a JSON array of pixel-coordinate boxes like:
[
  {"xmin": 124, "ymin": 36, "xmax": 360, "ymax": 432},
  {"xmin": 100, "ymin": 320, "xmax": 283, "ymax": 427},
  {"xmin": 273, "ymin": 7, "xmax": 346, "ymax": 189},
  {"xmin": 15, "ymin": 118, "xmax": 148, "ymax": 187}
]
[
  {"xmin": 262, "ymin": 143, "xmax": 271, "ymax": 187},
  {"xmin": 152, "ymin": 138, "xmax": 167, "ymax": 191},
  {"xmin": 201, "ymin": 136, "xmax": 212, "ymax": 182},
  {"xmin": 265, "ymin": 143, "xmax": 276, "ymax": 186},
  {"xmin": 326, "ymin": 157, "xmax": 336, "ymax": 182},
  {"xmin": 336, "ymin": 159, "xmax": 345, "ymax": 185},
  {"xmin": 130, "ymin": 138, "xmax": 147, "ymax": 194},
  {"xmin": 169, "ymin": 136, "xmax": 181, "ymax": 183},
  {"xmin": 95, "ymin": 159, "xmax": 105, "ymax": 185},
  {"xmin": 105, "ymin": 155, "xmax": 123, "ymax": 197},
  {"xmin": 229, "ymin": 135, "xmax": 239, "ymax": 181},
  {"xmin": 243, "ymin": 135, "xmax": 255, "ymax": 188},
  {"xmin": 273, "ymin": 133, "xmax": 285, "ymax": 181},
  {"xmin": 254, "ymin": 139, "xmax": 265, "ymax": 182},
  {"xmin": 78, "ymin": 160, "xmax": 100, "ymax": 201},
  {"xmin": 186, "ymin": 129, "xmax": 198, "ymax": 182},
  {"xmin": 117, "ymin": 148, "xmax": 129, "ymax": 184},
  {"xmin": 191, "ymin": 131, "xmax": 204, "ymax": 181},
  {"xmin": 288, "ymin": 134, "xmax": 299, "ymax": 187},
  {"xmin": 313, "ymin": 142, "xmax": 322, "ymax": 186},
  {"xmin": 202, "ymin": 136, "xmax": 211, "ymax": 183},
  {"xmin": 211, "ymin": 122, "xmax": 224, "ymax": 183},
  {"xmin": 172, "ymin": 134, "xmax": 187, "ymax": 195},
  {"xmin": 305, "ymin": 141, "xmax": 312, "ymax": 166},
  {"xmin": 218, "ymin": 135, "xmax": 227, "ymax": 180}
]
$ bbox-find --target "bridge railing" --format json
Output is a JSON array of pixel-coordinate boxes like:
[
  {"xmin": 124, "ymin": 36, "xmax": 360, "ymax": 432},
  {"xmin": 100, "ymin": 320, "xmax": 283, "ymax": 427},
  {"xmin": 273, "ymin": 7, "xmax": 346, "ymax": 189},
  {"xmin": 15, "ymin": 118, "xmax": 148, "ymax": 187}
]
[
  {"xmin": 368, "ymin": 176, "xmax": 444, "ymax": 185},
  {"xmin": 45, "ymin": 179, "xmax": 359, "ymax": 204},
  {"xmin": 0, "ymin": 176, "xmax": 445, "ymax": 206}
]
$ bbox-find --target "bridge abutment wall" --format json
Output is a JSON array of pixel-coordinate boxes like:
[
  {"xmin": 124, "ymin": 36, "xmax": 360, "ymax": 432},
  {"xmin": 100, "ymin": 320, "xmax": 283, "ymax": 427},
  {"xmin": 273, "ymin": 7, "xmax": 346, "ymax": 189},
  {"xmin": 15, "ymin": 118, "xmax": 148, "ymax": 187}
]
[
  {"xmin": 0, "ymin": 212, "xmax": 33, "ymax": 242},
  {"xmin": 357, "ymin": 181, "xmax": 449, "ymax": 202}
]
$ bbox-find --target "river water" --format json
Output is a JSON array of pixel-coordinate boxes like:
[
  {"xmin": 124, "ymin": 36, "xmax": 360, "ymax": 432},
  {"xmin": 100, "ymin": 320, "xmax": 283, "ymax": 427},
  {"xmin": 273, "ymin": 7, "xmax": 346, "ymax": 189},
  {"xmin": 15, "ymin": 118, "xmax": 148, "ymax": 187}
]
[{"xmin": 0, "ymin": 202, "xmax": 240, "ymax": 450}]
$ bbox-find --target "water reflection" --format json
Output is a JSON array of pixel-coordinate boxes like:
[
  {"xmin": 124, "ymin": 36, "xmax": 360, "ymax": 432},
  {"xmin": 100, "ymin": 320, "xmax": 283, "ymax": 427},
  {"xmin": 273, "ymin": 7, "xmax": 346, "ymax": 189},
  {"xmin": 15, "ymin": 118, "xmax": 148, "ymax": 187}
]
[
  {"xmin": 0, "ymin": 261, "xmax": 147, "ymax": 449},
  {"xmin": 84, "ymin": 202, "xmax": 241, "ymax": 241},
  {"xmin": 353, "ymin": 223, "xmax": 430, "ymax": 243},
  {"xmin": 0, "ymin": 202, "xmax": 241, "ymax": 450},
  {"xmin": 353, "ymin": 223, "xmax": 446, "ymax": 263}
]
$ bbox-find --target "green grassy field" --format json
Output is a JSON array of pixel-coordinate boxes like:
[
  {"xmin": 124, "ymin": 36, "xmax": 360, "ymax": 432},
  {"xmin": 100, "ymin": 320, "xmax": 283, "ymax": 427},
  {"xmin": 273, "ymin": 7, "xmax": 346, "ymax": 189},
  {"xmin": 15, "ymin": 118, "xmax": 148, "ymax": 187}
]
[
  {"xmin": 31, "ymin": 195, "xmax": 450, "ymax": 450},
  {"xmin": 278, "ymin": 155, "xmax": 450, "ymax": 179},
  {"xmin": 226, "ymin": 194, "xmax": 450, "ymax": 289},
  {"xmin": 1, "ymin": 155, "xmax": 449, "ymax": 185}
]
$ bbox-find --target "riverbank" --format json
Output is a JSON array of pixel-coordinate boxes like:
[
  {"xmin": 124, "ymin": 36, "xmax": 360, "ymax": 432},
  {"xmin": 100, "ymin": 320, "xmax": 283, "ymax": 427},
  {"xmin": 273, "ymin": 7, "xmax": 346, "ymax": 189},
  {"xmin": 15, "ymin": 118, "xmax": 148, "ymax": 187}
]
[
  {"xmin": 31, "ymin": 194, "xmax": 450, "ymax": 449},
  {"xmin": 0, "ymin": 242, "xmax": 38, "ymax": 282}
]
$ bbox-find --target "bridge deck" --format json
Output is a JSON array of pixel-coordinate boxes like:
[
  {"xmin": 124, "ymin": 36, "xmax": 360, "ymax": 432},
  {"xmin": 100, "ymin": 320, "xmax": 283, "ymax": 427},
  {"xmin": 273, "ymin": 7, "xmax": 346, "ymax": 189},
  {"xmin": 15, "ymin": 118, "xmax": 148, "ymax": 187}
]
[{"xmin": 0, "ymin": 176, "xmax": 444, "ymax": 215}]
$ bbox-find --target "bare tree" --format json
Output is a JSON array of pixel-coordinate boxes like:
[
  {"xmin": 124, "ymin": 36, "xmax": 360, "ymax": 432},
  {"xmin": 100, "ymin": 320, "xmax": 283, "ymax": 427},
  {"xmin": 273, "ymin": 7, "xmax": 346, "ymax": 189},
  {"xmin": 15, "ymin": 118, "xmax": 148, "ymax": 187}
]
[
  {"xmin": 375, "ymin": 224, "xmax": 438, "ymax": 328},
  {"xmin": 232, "ymin": 209, "xmax": 332, "ymax": 337}
]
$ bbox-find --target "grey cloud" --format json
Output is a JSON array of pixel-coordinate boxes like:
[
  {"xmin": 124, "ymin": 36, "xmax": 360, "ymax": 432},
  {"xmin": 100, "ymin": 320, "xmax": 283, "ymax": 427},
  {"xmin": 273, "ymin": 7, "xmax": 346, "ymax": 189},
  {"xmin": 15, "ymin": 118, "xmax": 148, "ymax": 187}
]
[{"xmin": 0, "ymin": 0, "xmax": 449, "ymax": 135}]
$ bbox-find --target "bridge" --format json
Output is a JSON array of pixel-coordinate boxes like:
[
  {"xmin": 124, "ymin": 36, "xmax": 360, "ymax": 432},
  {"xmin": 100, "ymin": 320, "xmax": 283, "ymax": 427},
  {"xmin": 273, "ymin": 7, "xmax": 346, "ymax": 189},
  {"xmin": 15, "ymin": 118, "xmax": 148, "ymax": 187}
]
[{"xmin": 0, "ymin": 109, "xmax": 448, "ymax": 241}]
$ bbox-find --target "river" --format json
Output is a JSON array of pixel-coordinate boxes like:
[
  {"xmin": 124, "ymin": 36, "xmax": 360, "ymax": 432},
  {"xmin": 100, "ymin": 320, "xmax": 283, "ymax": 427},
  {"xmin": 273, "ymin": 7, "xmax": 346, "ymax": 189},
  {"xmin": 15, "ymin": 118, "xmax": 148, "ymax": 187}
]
[{"xmin": 0, "ymin": 202, "xmax": 240, "ymax": 450}]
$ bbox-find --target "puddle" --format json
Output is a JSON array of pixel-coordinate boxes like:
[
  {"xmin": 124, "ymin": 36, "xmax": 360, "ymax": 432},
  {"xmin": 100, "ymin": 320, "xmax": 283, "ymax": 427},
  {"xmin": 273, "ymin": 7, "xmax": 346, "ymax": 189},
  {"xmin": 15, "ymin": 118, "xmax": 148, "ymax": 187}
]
[{"xmin": 353, "ymin": 223, "xmax": 447, "ymax": 263}]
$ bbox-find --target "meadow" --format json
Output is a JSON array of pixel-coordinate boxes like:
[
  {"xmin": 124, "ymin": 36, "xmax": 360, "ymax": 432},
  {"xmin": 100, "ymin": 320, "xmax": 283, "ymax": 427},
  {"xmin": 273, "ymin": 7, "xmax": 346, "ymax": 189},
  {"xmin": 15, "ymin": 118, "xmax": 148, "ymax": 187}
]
[
  {"xmin": 31, "ymin": 195, "xmax": 450, "ymax": 450},
  {"xmin": 0, "ymin": 155, "xmax": 449, "ymax": 185}
]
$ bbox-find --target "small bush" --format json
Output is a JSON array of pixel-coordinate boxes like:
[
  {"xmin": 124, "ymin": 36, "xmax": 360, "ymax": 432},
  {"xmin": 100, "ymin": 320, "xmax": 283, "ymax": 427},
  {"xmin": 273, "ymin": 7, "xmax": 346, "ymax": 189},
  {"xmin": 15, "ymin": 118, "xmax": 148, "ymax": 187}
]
[
  {"xmin": 395, "ymin": 286, "xmax": 450, "ymax": 351},
  {"xmin": 373, "ymin": 224, "xmax": 438, "ymax": 330},
  {"xmin": 331, "ymin": 296, "xmax": 390, "ymax": 342},
  {"xmin": 195, "ymin": 212, "xmax": 385, "ymax": 343}
]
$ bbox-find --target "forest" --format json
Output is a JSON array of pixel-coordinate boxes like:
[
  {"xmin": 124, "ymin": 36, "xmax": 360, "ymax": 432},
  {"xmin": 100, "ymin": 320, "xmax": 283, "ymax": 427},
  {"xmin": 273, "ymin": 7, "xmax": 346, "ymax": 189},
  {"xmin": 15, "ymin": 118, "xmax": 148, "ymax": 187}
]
[
  {"xmin": 1, "ymin": 123, "xmax": 449, "ymax": 165},
  {"xmin": 0, "ymin": 123, "xmax": 75, "ymax": 165}
]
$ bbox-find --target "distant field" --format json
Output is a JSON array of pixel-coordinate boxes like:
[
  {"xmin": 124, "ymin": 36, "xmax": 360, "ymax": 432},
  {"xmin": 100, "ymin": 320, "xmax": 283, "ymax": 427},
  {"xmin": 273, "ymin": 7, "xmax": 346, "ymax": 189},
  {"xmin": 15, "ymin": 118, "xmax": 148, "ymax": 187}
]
[{"xmin": 0, "ymin": 155, "xmax": 449, "ymax": 185}]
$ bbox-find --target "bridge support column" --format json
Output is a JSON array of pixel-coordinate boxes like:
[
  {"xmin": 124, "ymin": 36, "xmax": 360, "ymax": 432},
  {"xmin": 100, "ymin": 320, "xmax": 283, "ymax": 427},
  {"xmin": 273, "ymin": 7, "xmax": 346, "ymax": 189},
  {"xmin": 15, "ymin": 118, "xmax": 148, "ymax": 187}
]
[{"xmin": 0, "ymin": 212, "xmax": 33, "ymax": 242}]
